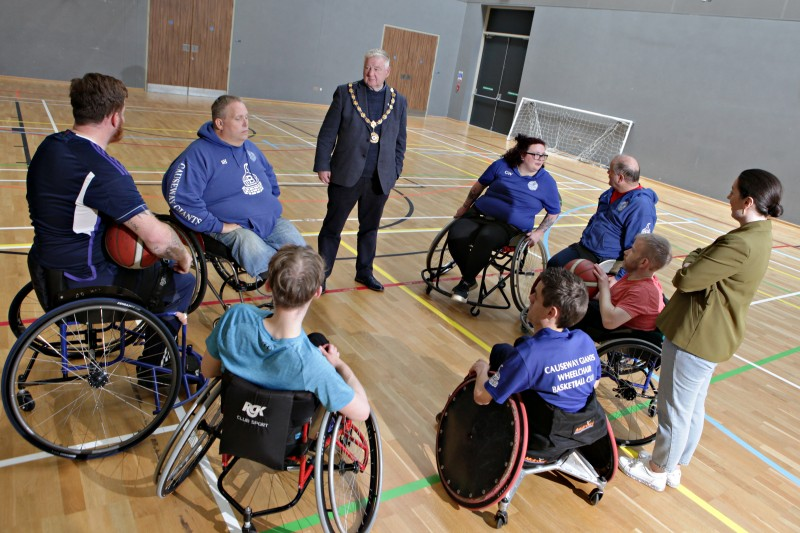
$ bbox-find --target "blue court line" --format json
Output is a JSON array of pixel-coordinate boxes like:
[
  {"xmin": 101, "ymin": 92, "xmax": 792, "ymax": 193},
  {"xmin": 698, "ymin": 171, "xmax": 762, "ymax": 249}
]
[
  {"xmin": 705, "ymin": 415, "xmax": 800, "ymax": 488},
  {"xmin": 260, "ymin": 139, "xmax": 279, "ymax": 149},
  {"xmin": 541, "ymin": 203, "xmax": 595, "ymax": 255}
]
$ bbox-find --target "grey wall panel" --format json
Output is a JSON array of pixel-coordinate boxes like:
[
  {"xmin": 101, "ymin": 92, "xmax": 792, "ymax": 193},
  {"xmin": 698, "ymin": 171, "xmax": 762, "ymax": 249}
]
[
  {"xmin": 228, "ymin": 0, "xmax": 466, "ymax": 116},
  {"xmin": 503, "ymin": 8, "xmax": 798, "ymax": 223},
  {"xmin": 0, "ymin": 0, "xmax": 148, "ymax": 87},
  {"xmin": 447, "ymin": 4, "xmax": 485, "ymax": 121},
  {"xmin": 461, "ymin": 0, "xmax": 800, "ymax": 22}
]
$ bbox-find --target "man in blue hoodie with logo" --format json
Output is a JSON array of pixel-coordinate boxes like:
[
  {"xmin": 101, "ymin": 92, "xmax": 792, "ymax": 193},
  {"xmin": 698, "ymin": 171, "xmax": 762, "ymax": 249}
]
[
  {"xmin": 163, "ymin": 95, "xmax": 305, "ymax": 280},
  {"xmin": 548, "ymin": 154, "xmax": 658, "ymax": 269}
]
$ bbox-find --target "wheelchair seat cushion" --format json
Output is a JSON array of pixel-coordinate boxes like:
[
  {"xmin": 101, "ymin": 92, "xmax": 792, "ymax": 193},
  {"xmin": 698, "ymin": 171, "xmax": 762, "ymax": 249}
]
[{"xmin": 220, "ymin": 372, "xmax": 318, "ymax": 470}]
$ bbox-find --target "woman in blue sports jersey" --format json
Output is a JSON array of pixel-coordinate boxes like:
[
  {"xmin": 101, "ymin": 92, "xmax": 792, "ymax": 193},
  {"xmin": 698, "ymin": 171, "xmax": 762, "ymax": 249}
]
[{"xmin": 447, "ymin": 134, "xmax": 561, "ymax": 302}]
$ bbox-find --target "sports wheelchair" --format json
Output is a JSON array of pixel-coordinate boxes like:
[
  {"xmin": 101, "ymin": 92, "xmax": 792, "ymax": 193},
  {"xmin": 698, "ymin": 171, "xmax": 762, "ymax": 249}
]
[
  {"xmin": 517, "ymin": 261, "xmax": 664, "ymax": 447},
  {"xmin": 157, "ymin": 214, "xmax": 269, "ymax": 312},
  {"xmin": 1, "ymin": 259, "xmax": 208, "ymax": 459},
  {"xmin": 155, "ymin": 373, "xmax": 383, "ymax": 532},
  {"xmin": 421, "ymin": 219, "xmax": 549, "ymax": 316},
  {"xmin": 519, "ymin": 317, "xmax": 663, "ymax": 447},
  {"xmin": 436, "ymin": 377, "xmax": 617, "ymax": 529}
]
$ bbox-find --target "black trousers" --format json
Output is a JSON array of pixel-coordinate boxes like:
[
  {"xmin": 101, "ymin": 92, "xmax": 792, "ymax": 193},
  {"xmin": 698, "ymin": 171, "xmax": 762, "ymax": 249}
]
[
  {"xmin": 446, "ymin": 209, "xmax": 518, "ymax": 284},
  {"xmin": 571, "ymin": 300, "xmax": 607, "ymax": 340},
  {"xmin": 318, "ymin": 174, "xmax": 388, "ymax": 279}
]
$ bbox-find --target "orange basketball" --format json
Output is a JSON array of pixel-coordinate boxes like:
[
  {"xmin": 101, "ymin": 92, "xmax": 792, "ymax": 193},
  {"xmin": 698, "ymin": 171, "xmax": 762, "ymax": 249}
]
[
  {"xmin": 564, "ymin": 258, "xmax": 598, "ymax": 298},
  {"xmin": 104, "ymin": 223, "xmax": 159, "ymax": 269}
]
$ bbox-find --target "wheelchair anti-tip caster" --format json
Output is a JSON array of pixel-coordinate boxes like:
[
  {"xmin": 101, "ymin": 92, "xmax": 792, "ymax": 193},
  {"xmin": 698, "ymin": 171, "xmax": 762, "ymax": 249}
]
[
  {"xmin": 470, "ymin": 306, "xmax": 480, "ymax": 317},
  {"xmin": 241, "ymin": 506, "xmax": 257, "ymax": 533},
  {"xmin": 495, "ymin": 510, "xmax": 508, "ymax": 529},
  {"xmin": 589, "ymin": 488, "xmax": 603, "ymax": 505},
  {"xmin": 16, "ymin": 389, "xmax": 34, "ymax": 412}
]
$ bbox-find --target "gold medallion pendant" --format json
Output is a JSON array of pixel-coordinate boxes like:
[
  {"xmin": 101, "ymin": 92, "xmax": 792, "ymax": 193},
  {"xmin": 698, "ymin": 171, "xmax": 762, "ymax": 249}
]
[{"xmin": 348, "ymin": 83, "xmax": 396, "ymax": 146}]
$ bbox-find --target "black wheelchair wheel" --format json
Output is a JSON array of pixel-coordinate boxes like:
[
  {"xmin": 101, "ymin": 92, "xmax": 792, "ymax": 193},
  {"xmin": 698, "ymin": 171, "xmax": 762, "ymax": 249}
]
[
  {"xmin": 1, "ymin": 298, "xmax": 181, "ymax": 459},
  {"xmin": 156, "ymin": 214, "xmax": 208, "ymax": 314},
  {"xmin": 596, "ymin": 338, "xmax": 662, "ymax": 446},
  {"xmin": 7, "ymin": 282, "xmax": 45, "ymax": 339},
  {"xmin": 156, "ymin": 377, "xmax": 223, "ymax": 496},
  {"xmin": 422, "ymin": 221, "xmax": 458, "ymax": 290},
  {"xmin": 510, "ymin": 240, "xmax": 546, "ymax": 312},
  {"xmin": 315, "ymin": 411, "xmax": 383, "ymax": 532},
  {"xmin": 436, "ymin": 378, "xmax": 527, "ymax": 511}
]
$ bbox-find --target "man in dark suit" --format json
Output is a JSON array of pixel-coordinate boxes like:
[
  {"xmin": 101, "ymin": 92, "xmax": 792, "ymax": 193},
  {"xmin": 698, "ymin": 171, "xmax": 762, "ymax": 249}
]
[{"xmin": 314, "ymin": 48, "xmax": 408, "ymax": 293}]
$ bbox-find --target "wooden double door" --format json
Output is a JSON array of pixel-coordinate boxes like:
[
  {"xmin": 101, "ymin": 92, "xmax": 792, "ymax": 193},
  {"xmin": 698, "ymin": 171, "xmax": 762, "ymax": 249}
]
[
  {"xmin": 146, "ymin": 0, "xmax": 233, "ymax": 96},
  {"xmin": 382, "ymin": 26, "xmax": 438, "ymax": 114}
]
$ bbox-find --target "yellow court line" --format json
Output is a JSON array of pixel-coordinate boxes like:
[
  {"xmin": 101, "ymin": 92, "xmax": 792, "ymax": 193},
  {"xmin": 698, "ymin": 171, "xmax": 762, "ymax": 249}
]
[
  {"xmin": 339, "ymin": 241, "xmax": 491, "ymax": 353},
  {"xmin": 412, "ymin": 149, "xmax": 480, "ymax": 179},
  {"xmin": 618, "ymin": 447, "xmax": 747, "ymax": 533}
]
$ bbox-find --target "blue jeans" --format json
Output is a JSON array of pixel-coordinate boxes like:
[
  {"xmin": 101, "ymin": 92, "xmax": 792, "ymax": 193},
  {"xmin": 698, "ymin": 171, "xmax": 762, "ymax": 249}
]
[
  {"xmin": 209, "ymin": 217, "xmax": 305, "ymax": 278},
  {"xmin": 651, "ymin": 338, "xmax": 717, "ymax": 472}
]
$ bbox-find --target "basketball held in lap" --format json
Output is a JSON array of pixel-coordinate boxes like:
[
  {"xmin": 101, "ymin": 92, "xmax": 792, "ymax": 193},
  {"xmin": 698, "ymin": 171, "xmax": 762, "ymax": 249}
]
[
  {"xmin": 565, "ymin": 258, "xmax": 598, "ymax": 299},
  {"xmin": 105, "ymin": 223, "xmax": 159, "ymax": 269}
]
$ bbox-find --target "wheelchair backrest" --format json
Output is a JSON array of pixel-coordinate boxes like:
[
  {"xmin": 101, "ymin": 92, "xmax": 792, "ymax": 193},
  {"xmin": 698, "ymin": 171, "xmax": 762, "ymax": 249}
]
[
  {"xmin": 28, "ymin": 254, "xmax": 142, "ymax": 311},
  {"xmin": 220, "ymin": 372, "xmax": 319, "ymax": 469}
]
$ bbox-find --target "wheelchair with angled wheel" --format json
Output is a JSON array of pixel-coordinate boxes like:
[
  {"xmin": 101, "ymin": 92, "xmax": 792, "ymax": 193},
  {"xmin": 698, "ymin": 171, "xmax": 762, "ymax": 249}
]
[
  {"xmin": 1, "ymin": 258, "xmax": 208, "ymax": 459},
  {"xmin": 517, "ymin": 258, "xmax": 664, "ymax": 447},
  {"xmin": 155, "ymin": 372, "xmax": 383, "ymax": 532},
  {"xmin": 421, "ymin": 219, "xmax": 549, "ymax": 316},
  {"xmin": 157, "ymin": 214, "xmax": 269, "ymax": 311},
  {"xmin": 436, "ymin": 377, "xmax": 617, "ymax": 529}
]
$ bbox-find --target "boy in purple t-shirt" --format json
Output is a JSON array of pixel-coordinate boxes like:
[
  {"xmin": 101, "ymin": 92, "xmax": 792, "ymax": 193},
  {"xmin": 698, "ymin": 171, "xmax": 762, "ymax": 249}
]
[{"xmin": 471, "ymin": 267, "xmax": 606, "ymax": 461}]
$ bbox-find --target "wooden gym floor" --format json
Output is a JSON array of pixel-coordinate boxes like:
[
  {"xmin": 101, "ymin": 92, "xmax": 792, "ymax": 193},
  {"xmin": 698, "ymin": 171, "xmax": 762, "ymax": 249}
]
[{"xmin": 0, "ymin": 76, "xmax": 799, "ymax": 532}]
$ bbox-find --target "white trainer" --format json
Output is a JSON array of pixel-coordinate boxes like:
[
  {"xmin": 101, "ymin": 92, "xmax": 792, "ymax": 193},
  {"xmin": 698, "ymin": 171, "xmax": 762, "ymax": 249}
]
[
  {"xmin": 618, "ymin": 455, "xmax": 667, "ymax": 492},
  {"xmin": 638, "ymin": 450, "xmax": 681, "ymax": 488}
]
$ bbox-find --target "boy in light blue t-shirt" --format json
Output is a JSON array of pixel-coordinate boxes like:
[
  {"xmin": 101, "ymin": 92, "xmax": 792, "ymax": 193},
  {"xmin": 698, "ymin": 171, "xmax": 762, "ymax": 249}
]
[{"xmin": 201, "ymin": 245, "xmax": 370, "ymax": 421}]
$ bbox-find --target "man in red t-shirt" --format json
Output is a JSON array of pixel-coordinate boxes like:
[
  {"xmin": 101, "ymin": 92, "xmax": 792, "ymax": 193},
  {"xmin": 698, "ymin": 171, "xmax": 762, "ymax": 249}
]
[{"xmin": 573, "ymin": 233, "xmax": 672, "ymax": 339}]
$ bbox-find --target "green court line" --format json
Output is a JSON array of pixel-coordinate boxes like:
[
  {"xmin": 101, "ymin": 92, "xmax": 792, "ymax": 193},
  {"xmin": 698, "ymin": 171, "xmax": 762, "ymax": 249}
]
[
  {"xmin": 712, "ymin": 345, "xmax": 800, "ymax": 383},
  {"xmin": 263, "ymin": 346, "xmax": 799, "ymax": 531},
  {"xmin": 263, "ymin": 475, "xmax": 441, "ymax": 532}
]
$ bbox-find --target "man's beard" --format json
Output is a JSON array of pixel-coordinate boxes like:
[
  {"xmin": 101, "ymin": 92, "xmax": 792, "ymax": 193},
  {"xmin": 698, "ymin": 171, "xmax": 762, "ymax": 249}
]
[{"xmin": 110, "ymin": 123, "xmax": 124, "ymax": 144}]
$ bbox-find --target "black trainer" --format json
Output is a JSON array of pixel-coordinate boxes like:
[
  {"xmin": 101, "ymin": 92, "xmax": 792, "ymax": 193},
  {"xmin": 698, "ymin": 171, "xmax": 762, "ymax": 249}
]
[{"xmin": 451, "ymin": 279, "xmax": 476, "ymax": 303}]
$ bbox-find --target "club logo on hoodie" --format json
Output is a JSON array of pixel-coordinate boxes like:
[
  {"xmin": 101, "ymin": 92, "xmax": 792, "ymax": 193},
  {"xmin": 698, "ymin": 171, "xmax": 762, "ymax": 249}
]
[{"xmin": 241, "ymin": 163, "xmax": 264, "ymax": 195}]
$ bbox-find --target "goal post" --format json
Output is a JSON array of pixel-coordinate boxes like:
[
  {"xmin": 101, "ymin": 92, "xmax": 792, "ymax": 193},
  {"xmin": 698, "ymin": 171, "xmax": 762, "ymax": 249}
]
[{"xmin": 507, "ymin": 98, "xmax": 634, "ymax": 167}]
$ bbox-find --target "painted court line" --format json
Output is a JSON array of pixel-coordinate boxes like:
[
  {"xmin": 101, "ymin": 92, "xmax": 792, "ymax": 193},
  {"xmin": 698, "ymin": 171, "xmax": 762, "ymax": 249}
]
[{"xmin": 42, "ymin": 99, "xmax": 57, "ymax": 133}]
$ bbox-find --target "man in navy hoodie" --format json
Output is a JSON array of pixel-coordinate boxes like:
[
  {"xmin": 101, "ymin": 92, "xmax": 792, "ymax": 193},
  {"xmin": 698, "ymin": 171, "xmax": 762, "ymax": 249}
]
[
  {"xmin": 548, "ymin": 154, "xmax": 658, "ymax": 268},
  {"xmin": 163, "ymin": 95, "xmax": 305, "ymax": 280}
]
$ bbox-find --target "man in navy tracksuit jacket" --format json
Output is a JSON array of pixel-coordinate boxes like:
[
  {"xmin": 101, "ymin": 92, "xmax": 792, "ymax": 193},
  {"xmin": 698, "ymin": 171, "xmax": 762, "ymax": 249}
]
[
  {"xmin": 548, "ymin": 154, "xmax": 658, "ymax": 268},
  {"xmin": 163, "ymin": 95, "xmax": 305, "ymax": 279}
]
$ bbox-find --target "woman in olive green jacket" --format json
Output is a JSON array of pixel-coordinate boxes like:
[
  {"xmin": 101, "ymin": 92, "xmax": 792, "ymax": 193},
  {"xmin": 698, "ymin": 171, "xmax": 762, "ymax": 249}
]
[{"xmin": 619, "ymin": 169, "xmax": 784, "ymax": 492}]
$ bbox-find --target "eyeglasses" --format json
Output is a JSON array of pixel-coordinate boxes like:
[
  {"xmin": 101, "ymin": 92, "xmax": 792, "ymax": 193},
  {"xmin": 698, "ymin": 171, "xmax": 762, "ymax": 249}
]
[{"xmin": 526, "ymin": 152, "xmax": 548, "ymax": 160}]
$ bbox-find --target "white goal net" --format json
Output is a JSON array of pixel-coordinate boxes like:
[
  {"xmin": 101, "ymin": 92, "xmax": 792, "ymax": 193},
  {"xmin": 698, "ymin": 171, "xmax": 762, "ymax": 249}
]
[{"xmin": 508, "ymin": 98, "xmax": 633, "ymax": 167}]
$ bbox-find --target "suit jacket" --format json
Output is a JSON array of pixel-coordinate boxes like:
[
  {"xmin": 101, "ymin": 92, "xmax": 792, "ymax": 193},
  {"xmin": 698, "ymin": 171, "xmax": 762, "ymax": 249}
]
[
  {"xmin": 656, "ymin": 219, "xmax": 772, "ymax": 362},
  {"xmin": 314, "ymin": 80, "xmax": 407, "ymax": 194}
]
